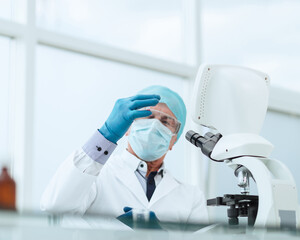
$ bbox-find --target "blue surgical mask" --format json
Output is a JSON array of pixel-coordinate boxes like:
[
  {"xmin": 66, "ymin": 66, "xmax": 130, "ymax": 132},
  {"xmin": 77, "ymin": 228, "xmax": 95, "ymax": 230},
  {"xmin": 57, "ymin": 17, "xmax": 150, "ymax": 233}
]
[{"xmin": 128, "ymin": 119, "xmax": 173, "ymax": 162}]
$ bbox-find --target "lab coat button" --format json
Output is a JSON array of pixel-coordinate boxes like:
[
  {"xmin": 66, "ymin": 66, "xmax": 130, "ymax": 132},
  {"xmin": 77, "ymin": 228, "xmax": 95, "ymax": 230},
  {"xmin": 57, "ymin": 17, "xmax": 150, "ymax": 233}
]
[
  {"xmin": 104, "ymin": 151, "xmax": 108, "ymax": 155},
  {"xmin": 96, "ymin": 146, "xmax": 102, "ymax": 151}
]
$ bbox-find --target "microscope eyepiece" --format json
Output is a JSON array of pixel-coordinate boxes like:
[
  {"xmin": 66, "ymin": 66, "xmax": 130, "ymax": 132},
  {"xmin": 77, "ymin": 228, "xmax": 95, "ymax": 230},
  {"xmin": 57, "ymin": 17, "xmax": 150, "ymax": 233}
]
[
  {"xmin": 185, "ymin": 130, "xmax": 222, "ymax": 160},
  {"xmin": 185, "ymin": 130, "xmax": 204, "ymax": 148}
]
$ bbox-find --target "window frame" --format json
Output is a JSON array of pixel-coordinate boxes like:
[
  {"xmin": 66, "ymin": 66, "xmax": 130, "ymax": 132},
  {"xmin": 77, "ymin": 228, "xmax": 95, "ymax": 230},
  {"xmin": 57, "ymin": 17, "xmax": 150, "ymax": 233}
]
[{"xmin": 0, "ymin": 0, "xmax": 299, "ymax": 210}]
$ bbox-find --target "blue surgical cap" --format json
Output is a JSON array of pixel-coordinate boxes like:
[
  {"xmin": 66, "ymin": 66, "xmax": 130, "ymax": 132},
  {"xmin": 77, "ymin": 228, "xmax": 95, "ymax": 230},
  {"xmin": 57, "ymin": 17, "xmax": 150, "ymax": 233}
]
[{"xmin": 138, "ymin": 85, "xmax": 186, "ymax": 142}]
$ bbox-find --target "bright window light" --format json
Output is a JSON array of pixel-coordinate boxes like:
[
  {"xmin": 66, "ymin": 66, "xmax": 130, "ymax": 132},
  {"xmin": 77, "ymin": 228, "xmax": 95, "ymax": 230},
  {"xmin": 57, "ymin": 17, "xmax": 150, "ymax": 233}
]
[
  {"xmin": 0, "ymin": 0, "xmax": 12, "ymax": 20},
  {"xmin": 36, "ymin": 0, "xmax": 184, "ymax": 62},
  {"xmin": 201, "ymin": 0, "xmax": 300, "ymax": 91},
  {"xmin": 0, "ymin": 36, "xmax": 11, "ymax": 162}
]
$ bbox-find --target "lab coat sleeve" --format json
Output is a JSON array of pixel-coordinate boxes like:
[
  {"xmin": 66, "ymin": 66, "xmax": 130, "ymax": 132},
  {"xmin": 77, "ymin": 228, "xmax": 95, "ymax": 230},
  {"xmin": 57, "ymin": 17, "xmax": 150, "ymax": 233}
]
[
  {"xmin": 77, "ymin": 130, "xmax": 117, "ymax": 175},
  {"xmin": 40, "ymin": 131, "xmax": 117, "ymax": 214},
  {"xmin": 186, "ymin": 187, "xmax": 209, "ymax": 224}
]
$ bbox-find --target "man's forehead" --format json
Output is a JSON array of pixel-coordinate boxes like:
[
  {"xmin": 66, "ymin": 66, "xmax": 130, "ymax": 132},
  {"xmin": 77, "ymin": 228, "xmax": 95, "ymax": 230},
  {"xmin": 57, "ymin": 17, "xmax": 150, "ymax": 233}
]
[{"xmin": 150, "ymin": 103, "xmax": 176, "ymax": 119}]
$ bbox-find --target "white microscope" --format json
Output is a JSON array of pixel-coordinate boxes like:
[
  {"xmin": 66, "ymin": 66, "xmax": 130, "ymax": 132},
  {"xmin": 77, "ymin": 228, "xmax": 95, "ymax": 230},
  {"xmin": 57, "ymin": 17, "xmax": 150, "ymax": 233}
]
[{"xmin": 186, "ymin": 64, "xmax": 300, "ymax": 229}]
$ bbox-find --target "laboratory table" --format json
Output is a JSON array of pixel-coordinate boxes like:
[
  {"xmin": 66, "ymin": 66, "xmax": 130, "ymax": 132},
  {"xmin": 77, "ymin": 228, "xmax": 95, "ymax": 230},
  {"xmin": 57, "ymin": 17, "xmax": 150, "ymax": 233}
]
[{"xmin": 0, "ymin": 211, "xmax": 299, "ymax": 240}]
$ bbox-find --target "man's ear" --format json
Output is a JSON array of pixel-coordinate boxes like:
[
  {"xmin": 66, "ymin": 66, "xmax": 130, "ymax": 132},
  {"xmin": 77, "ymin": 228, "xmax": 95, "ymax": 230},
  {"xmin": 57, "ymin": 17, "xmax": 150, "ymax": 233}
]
[{"xmin": 168, "ymin": 135, "xmax": 177, "ymax": 151}]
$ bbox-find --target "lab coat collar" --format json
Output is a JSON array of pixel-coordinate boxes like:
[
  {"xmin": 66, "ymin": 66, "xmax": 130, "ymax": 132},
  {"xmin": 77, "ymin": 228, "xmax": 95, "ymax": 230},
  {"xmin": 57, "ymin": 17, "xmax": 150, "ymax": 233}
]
[
  {"xmin": 122, "ymin": 149, "xmax": 165, "ymax": 176},
  {"xmin": 136, "ymin": 161, "xmax": 165, "ymax": 178},
  {"xmin": 156, "ymin": 162, "xmax": 165, "ymax": 177},
  {"xmin": 121, "ymin": 149, "xmax": 141, "ymax": 171}
]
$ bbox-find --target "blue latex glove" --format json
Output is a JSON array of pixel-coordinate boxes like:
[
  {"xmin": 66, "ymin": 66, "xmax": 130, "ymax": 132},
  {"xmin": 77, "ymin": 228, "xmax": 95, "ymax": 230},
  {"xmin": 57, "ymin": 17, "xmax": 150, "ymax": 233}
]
[
  {"xmin": 117, "ymin": 207, "xmax": 162, "ymax": 229},
  {"xmin": 99, "ymin": 94, "xmax": 160, "ymax": 143}
]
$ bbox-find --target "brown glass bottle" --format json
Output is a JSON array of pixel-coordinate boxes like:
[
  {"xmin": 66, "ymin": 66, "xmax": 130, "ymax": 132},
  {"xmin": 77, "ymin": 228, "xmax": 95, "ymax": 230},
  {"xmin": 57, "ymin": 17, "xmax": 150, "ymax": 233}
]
[{"xmin": 0, "ymin": 167, "xmax": 16, "ymax": 210}]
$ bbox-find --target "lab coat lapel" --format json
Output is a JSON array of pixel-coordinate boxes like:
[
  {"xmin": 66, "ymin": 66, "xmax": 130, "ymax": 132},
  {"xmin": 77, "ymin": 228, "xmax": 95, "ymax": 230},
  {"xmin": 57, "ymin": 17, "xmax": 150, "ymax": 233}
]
[
  {"xmin": 116, "ymin": 169, "xmax": 148, "ymax": 206},
  {"xmin": 148, "ymin": 170, "xmax": 179, "ymax": 207},
  {"xmin": 114, "ymin": 155, "xmax": 148, "ymax": 207}
]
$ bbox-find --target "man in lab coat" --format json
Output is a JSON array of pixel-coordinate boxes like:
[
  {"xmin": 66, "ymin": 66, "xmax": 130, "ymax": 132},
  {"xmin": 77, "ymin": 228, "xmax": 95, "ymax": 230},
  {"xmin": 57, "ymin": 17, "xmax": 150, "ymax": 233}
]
[{"xmin": 41, "ymin": 85, "xmax": 208, "ymax": 227}]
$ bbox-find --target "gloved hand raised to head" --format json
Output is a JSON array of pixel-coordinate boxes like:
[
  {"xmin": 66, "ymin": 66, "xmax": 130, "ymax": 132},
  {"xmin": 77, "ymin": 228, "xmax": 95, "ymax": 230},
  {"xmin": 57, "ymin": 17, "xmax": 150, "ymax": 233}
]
[{"xmin": 99, "ymin": 94, "xmax": 160, "ymax": 143}]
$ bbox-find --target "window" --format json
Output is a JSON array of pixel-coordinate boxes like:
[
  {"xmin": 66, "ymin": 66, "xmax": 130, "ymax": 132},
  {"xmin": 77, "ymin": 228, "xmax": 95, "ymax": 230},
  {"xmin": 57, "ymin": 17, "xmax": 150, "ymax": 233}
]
[
  {"xmin": 0, "ymin": 0, "xmax": 12, "ymax": 20},
  {"xmin": 1, "ymin": 0, "xmax": 299, "ymax": 212},
  {"xmin": 37, "ymin": 0, "xmax": 185, "ymax": 62},
  {"xmin": 201, "ymin": 0, "xmax": 300, "ymax": 91},
  {"xmin": 0, "ymin": 36, "xmax": 11, "ymax": 162},
  {"xmin": 0, "ymin": 0, "xmax": 192, "ymax": 210},
  {"xmin": 262, "ymin": 111, "xmax": 300, "ymax": 199}
]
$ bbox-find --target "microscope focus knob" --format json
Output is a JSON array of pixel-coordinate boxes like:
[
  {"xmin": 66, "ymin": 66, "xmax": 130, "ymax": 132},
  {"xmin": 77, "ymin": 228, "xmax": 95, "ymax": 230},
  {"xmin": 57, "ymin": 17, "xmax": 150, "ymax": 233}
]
[{"xmin": 227, "ymin": 206, "xmax": 239, "ymax": 225}]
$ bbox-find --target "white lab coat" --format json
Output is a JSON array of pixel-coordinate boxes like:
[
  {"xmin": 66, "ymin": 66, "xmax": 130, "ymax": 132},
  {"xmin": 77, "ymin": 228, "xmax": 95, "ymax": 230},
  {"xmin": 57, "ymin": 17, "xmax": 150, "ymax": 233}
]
[{"xmin": 41, "ymin": 149, "xmax": 208, "ymax": 224}]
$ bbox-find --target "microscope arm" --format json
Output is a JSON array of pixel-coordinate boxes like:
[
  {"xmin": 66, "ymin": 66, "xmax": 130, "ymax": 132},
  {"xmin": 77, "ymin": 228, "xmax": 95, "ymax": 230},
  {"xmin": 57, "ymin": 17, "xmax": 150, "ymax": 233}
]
[
  {"xmin": 227, "ymin": 156, "xmax": 299, "ymax": 228},
  {"xmin": 187, "ymin": 64, "xmax": 300, "ymax": 228}
]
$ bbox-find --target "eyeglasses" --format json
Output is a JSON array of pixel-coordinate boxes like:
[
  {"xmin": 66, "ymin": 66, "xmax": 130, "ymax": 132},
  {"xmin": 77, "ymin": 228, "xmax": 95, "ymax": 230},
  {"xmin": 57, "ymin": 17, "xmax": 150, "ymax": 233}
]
[{"xmin": 137, "ymin": 108, "xmax": 181, "ymax": 134}]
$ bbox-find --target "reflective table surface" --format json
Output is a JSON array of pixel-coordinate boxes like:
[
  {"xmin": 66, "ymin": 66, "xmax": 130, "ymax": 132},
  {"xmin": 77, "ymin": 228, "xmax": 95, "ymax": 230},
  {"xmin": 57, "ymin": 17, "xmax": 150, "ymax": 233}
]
[{"xmin": 0, "ymin": 210, "xmax": 299, "ymax": 240}]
